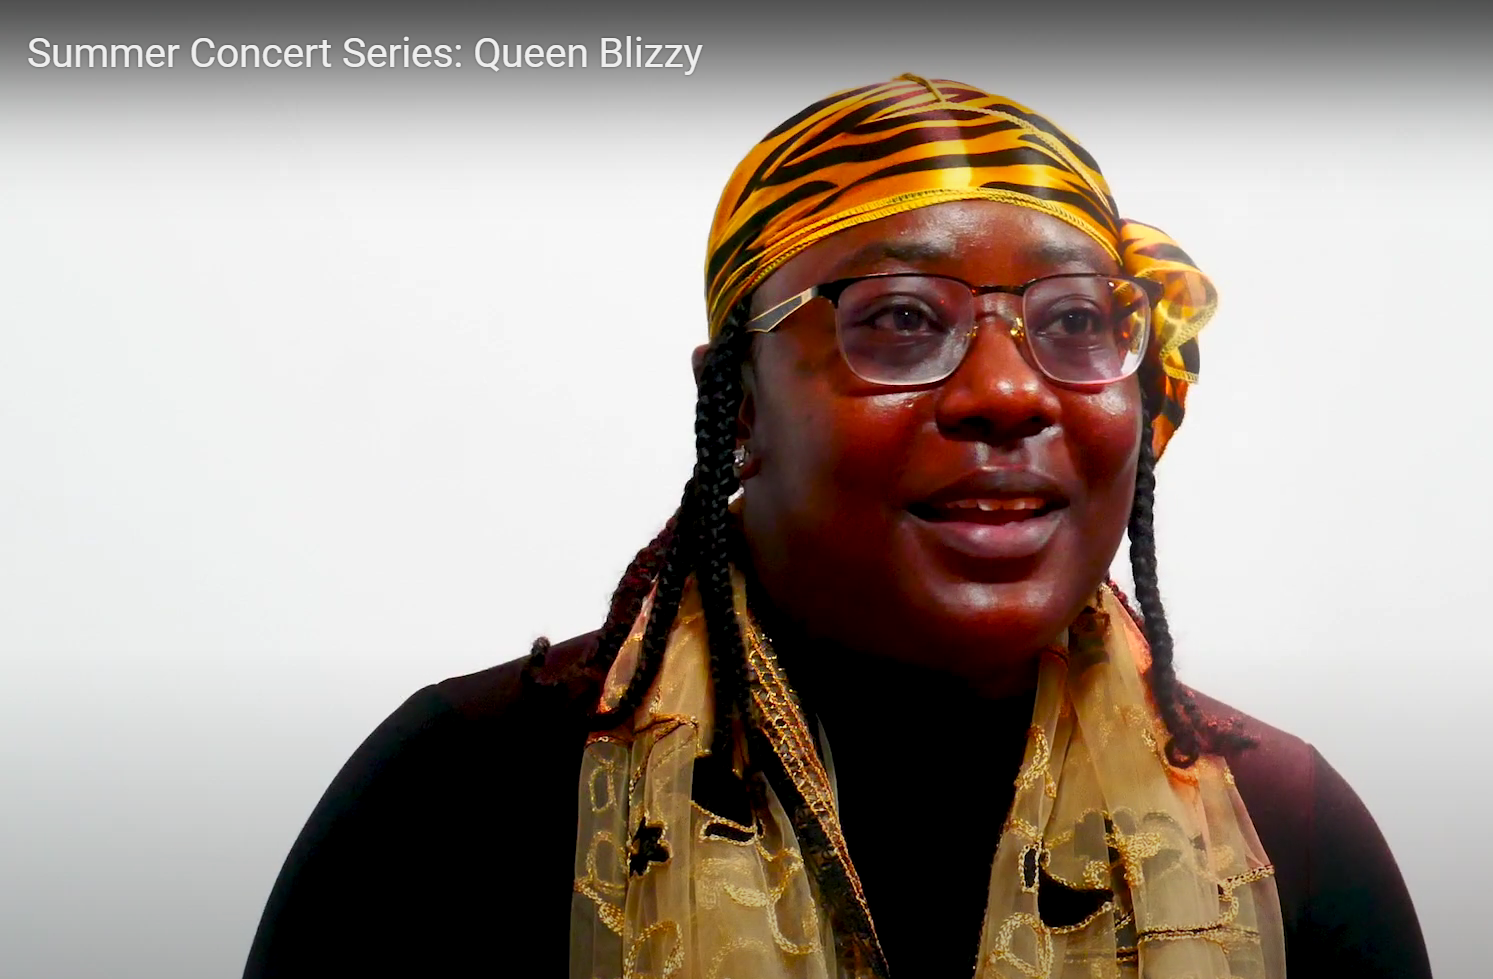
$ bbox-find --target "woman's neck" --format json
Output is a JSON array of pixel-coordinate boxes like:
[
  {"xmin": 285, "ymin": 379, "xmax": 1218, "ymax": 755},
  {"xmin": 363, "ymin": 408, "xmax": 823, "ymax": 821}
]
[{"xmin": 758, "ymin": 612, "xmax": 1042, "ymax": 745}]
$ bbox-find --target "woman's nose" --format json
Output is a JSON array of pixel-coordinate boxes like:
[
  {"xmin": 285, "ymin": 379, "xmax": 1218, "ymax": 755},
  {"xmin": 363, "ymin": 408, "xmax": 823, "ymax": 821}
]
[{"xmin": 932, "ymin": 300, "xmax": 1060, "ymax": 444}]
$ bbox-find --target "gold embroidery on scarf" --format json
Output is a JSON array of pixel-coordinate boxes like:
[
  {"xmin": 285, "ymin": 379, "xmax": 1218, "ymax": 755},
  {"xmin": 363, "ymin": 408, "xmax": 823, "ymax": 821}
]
[
  {"xmin": 1046, "ymin": 901, "xmax": 1116, "ymax": 936},
  {"xmin": 571, "ymin": 578, "xmax": 1285, "ymax": 978},
  {"xmin": 624, "ymin": 919, "xmax": 685, "ymax": 978},
  {"xmin": 703, "ymin": 939, "xmax": 772, "ymax": 979},
  {"xmin": 988, "ymin": 912, "xmax": 1056, "ymax": 978},
  {"xmin": 696, "ymin": 840, "xmax": 823, "ymax": 958},
  {"xmin": 576, "ymin": 830, "xmax": 627, "ymax": 934},
  {"xmin": 691, "ymin": 800, "xmax": 759, "ymax": 847},
  {"xmin": 1015, "ymin": 725, "xmax": 1058, "ymax": 799},
  {"xmin": 590, "ymin": 756, "xmax": 618, "ymax": 813},
  {"xmin": 740, "ymin": 616, "xmax": 887, "ymax": 966}
]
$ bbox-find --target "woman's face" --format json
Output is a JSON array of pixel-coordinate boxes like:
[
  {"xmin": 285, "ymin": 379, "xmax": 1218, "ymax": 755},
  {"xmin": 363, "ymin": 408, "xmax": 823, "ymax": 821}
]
[{"xmin": 736, "ymin": 199, "xmax": 1142, "ymax": 687}]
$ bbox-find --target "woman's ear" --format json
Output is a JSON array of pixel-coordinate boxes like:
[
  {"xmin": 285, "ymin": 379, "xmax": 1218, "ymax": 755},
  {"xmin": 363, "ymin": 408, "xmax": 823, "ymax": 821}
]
[
  {"xmin": 692, "ymin": 339, "xmax": 759, "ymax": 475},
  {"xmin": 735, "ymin": 358, "xmax": 760, "ymax": 478}
]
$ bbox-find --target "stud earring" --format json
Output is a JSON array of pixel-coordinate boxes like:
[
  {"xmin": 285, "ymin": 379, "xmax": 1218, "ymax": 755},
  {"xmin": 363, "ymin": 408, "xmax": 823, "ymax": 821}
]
[{"xmin": 731, "ymin": 444, "xmax": 751, "ymax": 479}]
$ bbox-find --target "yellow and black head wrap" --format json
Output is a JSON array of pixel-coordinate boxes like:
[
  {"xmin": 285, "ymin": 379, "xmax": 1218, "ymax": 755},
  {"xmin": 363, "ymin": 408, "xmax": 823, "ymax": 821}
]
[{"xmin": 704, "ymin": 74, "xmax": 1215, "ymax": 458}]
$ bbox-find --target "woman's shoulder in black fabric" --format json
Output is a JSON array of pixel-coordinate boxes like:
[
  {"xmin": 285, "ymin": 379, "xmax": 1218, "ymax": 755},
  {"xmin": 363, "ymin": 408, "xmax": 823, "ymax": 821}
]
[
  {"xmin": 243, "ymin": 631, "xmax": 602, "ymax": 979},
  {"xmin": 1187, "ymin": 687, "xmax": 1433, "ymax": 979}
]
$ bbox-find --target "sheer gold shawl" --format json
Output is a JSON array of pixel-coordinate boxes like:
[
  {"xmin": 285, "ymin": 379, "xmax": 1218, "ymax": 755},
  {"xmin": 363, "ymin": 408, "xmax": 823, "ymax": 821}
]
[{"xmin": 571, "ymin": 576, "xmax": 1284, "ymax": 978}]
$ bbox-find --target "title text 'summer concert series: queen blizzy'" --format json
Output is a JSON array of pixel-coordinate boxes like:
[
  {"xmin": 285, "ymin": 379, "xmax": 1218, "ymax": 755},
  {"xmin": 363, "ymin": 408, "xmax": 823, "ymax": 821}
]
[{"xmin": 25, "ymin": 36, "xmax": 704, "ymax": 74}]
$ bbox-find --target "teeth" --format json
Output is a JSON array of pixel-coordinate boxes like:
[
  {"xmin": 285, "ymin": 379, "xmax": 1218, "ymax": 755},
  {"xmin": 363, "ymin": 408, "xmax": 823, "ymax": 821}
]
[{"xmin": 943, "ymin": 498, "xmax": 1046, "ymax": 512}]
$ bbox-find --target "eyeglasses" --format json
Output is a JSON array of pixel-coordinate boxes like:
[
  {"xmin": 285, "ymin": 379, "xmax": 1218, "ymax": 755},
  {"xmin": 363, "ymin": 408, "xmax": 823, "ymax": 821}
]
[{"xmin": 743, "ymin": 272, "xmax": 1153, "ymax": 388}]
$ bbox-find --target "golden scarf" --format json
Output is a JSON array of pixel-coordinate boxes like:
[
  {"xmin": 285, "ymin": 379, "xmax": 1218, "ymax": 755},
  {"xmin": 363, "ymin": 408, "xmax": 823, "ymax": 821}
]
[{"xmin": 570, "ymin": 576, "xmax": 1284, "ymax": 978}]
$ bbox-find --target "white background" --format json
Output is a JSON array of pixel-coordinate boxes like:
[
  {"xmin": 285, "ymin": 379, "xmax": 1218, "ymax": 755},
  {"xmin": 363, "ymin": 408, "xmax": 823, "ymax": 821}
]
[{"xmin": 3, "ymin": 49, "xmax": 1490, "ymax": 979}]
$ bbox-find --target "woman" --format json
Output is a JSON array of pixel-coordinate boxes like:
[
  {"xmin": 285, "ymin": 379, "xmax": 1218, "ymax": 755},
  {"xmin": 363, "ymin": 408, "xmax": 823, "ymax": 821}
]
[{"xmin": 244, "ymin": 76, "xmax": 1431, "ymax": 978}]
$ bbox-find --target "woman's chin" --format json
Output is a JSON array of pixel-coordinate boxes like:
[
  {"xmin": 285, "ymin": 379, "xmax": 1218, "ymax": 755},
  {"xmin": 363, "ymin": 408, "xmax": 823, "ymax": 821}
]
[{"xmin": 881, "ymin": 574, "xmax": 1093, "ymax": 666}]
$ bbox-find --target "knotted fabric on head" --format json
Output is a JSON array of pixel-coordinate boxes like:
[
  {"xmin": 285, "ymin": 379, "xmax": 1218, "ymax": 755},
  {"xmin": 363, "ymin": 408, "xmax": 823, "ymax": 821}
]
[{"xmin": 704, "ymin": 74, "xmax": 1214, "ymax": 458}]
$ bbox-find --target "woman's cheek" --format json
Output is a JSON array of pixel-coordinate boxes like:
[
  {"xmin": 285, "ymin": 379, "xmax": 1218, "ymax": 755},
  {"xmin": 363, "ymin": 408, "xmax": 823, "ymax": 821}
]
[
  {"xmin": 1069, "ymin": 383, "xmax": 1140, "ymax": 456},
  {"xmin": 1061, "ymin": 385, "xmax": 1143, "ymax": 522},
  {"xmin": 826, "ymin": 393, "xmax": 926, "ymax": 492}
]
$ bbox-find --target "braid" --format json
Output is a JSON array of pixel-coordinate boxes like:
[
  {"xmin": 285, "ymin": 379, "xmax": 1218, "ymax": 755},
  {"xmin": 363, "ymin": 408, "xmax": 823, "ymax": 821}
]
[
  {"xmin": 598, "ymin": 512, "xmax": 681, "ymax": 663},
  {"xmin": 691, "ymin": 312, "xmax": 755, "ymax": 757},
  {"xmin": 1128, "ymin": 410, "xmax": 1255, "ymax": 766},
  {"xmin": 589, "ymin": 483, "xmax": 697, "ymax": 729},
  {"xmin": 526, "ymin": 512, "xmax": 682, "ymax": 694},
  {"xmin": 581, "ymin": 302, "xmax": 757, "ymax": 734}
]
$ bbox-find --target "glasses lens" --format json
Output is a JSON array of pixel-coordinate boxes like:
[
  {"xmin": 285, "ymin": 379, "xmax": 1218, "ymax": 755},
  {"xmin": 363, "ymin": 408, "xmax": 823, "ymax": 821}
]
[
  {"xmin": 1022, "ymin": 275, "xmax": 1150, "ymax": 384},
  {"xmin": 834, "ymin": 275, "xmax": 973, "ymax": 385}
]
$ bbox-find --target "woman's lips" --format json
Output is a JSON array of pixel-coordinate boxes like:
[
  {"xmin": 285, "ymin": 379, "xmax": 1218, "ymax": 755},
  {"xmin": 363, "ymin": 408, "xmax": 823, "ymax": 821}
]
[
  {"xmin": 921, "ymin": 496, "xmax": 1051, "ymax": 517},
  {"xmin": 906, "ymin": 497, "xmax": 1067, "ymax": 561}
]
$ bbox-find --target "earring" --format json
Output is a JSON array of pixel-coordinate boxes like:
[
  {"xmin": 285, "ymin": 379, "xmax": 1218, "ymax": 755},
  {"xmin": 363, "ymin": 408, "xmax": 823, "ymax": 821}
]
[{"xmin": 731, "ymin": 444, "xmax": 751, "ymax": 479}]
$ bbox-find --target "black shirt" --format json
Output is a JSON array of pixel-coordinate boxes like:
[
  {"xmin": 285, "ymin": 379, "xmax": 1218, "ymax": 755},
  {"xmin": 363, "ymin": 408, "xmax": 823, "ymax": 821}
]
[{"xmin": 243, "ymin": 632, "xmax": 1433, "ymax": 978}]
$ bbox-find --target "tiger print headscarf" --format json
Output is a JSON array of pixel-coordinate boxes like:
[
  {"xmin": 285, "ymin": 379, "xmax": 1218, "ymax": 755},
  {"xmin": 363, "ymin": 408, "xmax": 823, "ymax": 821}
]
[{"xmin": 704, "ymin": 74, "xmax": 1214, "ymax": 458}]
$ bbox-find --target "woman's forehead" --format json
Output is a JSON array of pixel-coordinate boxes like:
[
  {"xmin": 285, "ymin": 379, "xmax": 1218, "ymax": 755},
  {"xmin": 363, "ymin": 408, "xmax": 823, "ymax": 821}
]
[{"xmin": 751, "ymin": 200, "xmax": 1117, "ymax": 312}]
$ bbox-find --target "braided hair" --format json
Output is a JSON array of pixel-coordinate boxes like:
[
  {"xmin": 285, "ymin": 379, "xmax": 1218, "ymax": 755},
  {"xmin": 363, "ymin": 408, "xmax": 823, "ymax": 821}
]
[
  {"xmin": 558, "ymin": 307, "xmax": 754, "ymax": 755},
  {"xmin": 1125, "ymin": 412, "xmax": 1253, "ymax": 764}
]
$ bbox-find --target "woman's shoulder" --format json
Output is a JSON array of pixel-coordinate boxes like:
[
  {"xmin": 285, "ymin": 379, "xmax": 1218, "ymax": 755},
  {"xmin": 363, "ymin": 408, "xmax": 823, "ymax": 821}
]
[
  {"xmin": 243, "ymin": 633, "xmax": 605, "ymax": 977},
  {"xmin": 312, "ymin": 630, "xmax": 604, "ymax": 774},
  {"xmin": 424, "ymin": 629, "xmax": 605, "ymax": 723},
  {"xmin": 1186, "ymin": 687, "xmax": 1316, "ymax": 798},
  {"xmin": 1183, "ymin": 689, "xmax": 1318, "ymax": 901},
  {"xmin": 279, "ymin": 627, "xmax": 606, "ymax": 842},
  {"xmin": 1186, "ymin": 687, "xmax": 1433, "ymax": 978}
]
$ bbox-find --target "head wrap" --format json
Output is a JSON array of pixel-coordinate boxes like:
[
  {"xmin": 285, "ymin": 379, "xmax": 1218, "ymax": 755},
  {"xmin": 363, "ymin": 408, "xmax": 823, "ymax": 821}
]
[{"xmin": 704, "ymin": 75, "xmax": 1215, "ymax": 458}]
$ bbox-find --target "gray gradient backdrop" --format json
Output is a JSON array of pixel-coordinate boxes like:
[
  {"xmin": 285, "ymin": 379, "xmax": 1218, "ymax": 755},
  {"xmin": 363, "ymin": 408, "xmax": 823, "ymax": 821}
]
[{"xmin": 3, "ymin": 3, "xmax": 1490, "ymax": 977}]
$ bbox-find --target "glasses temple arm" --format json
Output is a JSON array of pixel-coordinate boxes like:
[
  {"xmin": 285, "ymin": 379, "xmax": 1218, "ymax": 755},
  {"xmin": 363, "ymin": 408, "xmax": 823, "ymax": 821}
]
[{"xmin": 743, "ymin": 288, "xmax": 816, "ymax": 334}]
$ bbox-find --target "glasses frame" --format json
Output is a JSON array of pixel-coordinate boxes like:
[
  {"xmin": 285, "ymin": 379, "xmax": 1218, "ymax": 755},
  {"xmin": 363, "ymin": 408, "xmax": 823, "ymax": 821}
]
[{"xmin": 742, "ymin": 271, "xmax": 1156, "ymax": 388}]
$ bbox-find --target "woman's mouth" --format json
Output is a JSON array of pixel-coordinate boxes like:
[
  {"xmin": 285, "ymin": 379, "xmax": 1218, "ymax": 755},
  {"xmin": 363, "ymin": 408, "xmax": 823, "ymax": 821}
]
[
  {"xmin": 906, "ymin": 482, "xmax": 1069, "ymax": 562},
  {"xmin": 909, "ymin": 496, "xmax": 1063, "ymax": 524}
]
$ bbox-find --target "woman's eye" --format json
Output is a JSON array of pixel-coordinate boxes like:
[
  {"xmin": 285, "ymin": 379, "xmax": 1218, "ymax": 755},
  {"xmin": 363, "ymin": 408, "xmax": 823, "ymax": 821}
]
[
  {"xmin": 858, "ymin": 302, "xmax": 943, "ymax": 335},
  {"xmin": 1038, "ymin": 307, "xmax": 1107, "ymax": 338}
]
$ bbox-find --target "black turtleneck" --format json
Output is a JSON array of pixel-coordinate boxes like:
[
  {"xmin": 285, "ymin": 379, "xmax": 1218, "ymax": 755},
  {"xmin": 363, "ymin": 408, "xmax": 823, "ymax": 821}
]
[
  {"xmin": 243, "ymin": 630, "xmax": 1433, "ymax": 979},
  {"xmin": 818, "ymin": 681, "xmax": 1035, "ymax": 975}
]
